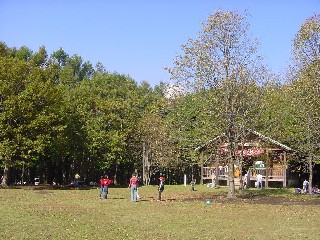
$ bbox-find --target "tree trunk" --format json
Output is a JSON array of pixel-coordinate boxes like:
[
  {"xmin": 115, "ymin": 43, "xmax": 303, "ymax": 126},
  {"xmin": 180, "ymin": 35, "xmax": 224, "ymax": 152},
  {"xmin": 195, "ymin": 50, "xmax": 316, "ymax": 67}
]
[
  {"xmin": 227, "ymin": 159, "xmax": 235, "ymax": 198},
  {"xmin": 21, "ymin": 162, "xmax": 25, "ymax": 185},
  {"xmin": 113, "ymin": 165, "xmax": 118, "ymax": 185},
  {"xmin": 282, "ymin": 153, "xmax": 287, "ymax": 188},
  {"xmin": 239, "ymin": 160, "xmax": 243, "ymax": 191},
  {"xmin": 227, "ymin": 112, "xmax": 236, "ymax": 198},
  {"xmin": 239, "ymin": 136, "xmax": 245, "ymax": 191},
  {"xmin": 1, "ymin": 164, "xmax": 9, "ymax": 187},
  {"xmin": 307, "ymin": 113, "xmax": 313, "ymax": 195},
  {"xmin": 308, "ymin": 153, "xmax": 313, "ymax": 195},
  {"xmin": 142, "ymin": 142, "xmax": 151, "ymax": 185},
  {"xmin": 265, "ymin": 148, "xmax": 269, "ymax": 188},
  {"xmin": 227, "ymin": 131, "xmax": 236, "ymax": 198}
]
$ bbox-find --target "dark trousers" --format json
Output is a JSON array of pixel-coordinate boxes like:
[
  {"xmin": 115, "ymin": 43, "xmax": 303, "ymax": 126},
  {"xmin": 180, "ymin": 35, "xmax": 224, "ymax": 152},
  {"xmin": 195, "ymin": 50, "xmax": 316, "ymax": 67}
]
[{"xmin": 158, "ymin": 190, "xmax": 163, "ymax": 201}]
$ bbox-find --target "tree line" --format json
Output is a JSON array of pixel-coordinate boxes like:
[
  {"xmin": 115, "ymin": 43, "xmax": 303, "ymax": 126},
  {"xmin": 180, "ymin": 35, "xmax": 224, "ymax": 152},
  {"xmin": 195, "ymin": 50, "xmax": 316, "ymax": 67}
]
[
  {"xmin": 1, "ymin": 11, "xmax": 319, "ymax": 196},
  {"xmin": 0, "ymin": 43, "xmax": 165, "ymax": 186}
]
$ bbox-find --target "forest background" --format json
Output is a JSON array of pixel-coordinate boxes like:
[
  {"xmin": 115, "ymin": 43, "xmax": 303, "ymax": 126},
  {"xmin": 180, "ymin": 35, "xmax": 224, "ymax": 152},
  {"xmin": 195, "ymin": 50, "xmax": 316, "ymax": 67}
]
[{"xmin": 0, "ymin": 11, "xmax": 319, "ymax": 193}]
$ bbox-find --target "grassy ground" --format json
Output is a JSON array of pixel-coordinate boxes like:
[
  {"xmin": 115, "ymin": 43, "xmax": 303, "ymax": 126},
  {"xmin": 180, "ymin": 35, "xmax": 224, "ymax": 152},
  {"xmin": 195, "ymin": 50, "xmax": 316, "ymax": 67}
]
[{"xmin": 1, "ymin": 184, "xmax": 320, "ymax": 240}]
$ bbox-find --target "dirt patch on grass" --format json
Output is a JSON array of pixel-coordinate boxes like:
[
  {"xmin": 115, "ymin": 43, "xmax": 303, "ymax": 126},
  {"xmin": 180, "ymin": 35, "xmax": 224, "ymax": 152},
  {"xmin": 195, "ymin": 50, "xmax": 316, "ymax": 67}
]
[
  {"xmin": 5, "ymin": 185, "xmax": 93, "ymax": 190},
  {"xmin": 179, "ymin": 193, "xmax": 320, "ymax": 206},
  {"xmin": 236, "ymin": 194, "xmax": 320, "ymax": 206}
]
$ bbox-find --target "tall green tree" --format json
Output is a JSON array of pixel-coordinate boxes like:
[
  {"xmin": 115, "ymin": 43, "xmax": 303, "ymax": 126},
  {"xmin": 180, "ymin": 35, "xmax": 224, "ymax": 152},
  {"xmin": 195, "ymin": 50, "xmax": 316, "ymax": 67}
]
[
  {"xmin": 0, "ymin": 57, "xmax": 63, "ymax": 186},
  {"xmin": 31, "ymin": 45, "xmax": 48, "ymax": 68},
  {"xmin": 167, "ymin": 10, "xmax": 267, "ymax": 197},
  {"xmin": 64, "ymin": 73, "xmax": 143, "ymax": 184},
  {"xmin": 288, "ymin": 13, "xmax": 320, "ymax": 193}
]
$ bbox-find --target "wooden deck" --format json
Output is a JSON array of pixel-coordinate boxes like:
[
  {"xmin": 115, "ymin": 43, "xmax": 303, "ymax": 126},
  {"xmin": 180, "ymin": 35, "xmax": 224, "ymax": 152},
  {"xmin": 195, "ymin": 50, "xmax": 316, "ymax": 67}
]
[{"xmin": 202, "ymin": 166, "xmax": 287, "ymax": 187}]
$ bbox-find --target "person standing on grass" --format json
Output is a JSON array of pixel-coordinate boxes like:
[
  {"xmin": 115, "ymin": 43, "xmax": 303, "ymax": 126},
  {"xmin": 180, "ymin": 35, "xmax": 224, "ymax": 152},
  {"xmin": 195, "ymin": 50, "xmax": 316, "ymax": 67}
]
[
  {"xmin": 158, "ymin": 176, "xmax": 165, "ymax": 201},
  {"xmin": 211, "ymin": 171, "xmax": 216, "ymax": 188},
  {"xmin": 129, "ymin": 173, "xmax": 139, "ymax": 202},
  {"xmin": 190, "ymin": 179, "xmax": 196, "ymax": 191},
  {"xmin": 136, "ymin": 176, "xmax": 142, "ymax": 201},
  {"xmin": 243, "ymin": 173, "xmax": 248, "ymax": 189},
  {"xmin": 74, "ymin": 173, "xmax": 80, "ymax": 189},
  {"xmin": 102, "ymin": 175, "xmax": 112, "ymax": 200},
  {"xmin": 303, "ymin": 179, "xmax": 309, "ymax": 194},
  {"xmin": 256, "ymin": 173, "xmax": 262, "ymax": 188},
  {"xmin": 98, "ymin": 176, "xmax": 104, "ymax": 198}
]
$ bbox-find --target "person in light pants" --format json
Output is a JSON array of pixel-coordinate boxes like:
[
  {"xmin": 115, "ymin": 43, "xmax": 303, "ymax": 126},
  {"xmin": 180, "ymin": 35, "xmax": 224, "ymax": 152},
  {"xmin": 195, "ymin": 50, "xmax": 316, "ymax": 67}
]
[
  {"xmin": 256, "ymin": 173, "xmax": 262, "ymax": 188},
  {"xmin": 129, "ymin": 173, "xmax": 139, "ymax": 202}
]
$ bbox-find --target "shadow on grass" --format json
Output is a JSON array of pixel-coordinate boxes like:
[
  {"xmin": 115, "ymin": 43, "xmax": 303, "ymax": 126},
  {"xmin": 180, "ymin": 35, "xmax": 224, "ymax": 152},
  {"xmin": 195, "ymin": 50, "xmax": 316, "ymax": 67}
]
[{"xmin": 2, "ymin": 185, "xmax": 95, "ymax": 191}]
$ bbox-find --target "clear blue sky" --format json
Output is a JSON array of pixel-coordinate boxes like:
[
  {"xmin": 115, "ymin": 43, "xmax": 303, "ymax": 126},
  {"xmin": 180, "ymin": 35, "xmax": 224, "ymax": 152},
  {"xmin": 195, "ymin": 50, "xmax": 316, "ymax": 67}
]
[{"xmin": 0, "ymin": 0, "xmax": 319, "ymax": 86}]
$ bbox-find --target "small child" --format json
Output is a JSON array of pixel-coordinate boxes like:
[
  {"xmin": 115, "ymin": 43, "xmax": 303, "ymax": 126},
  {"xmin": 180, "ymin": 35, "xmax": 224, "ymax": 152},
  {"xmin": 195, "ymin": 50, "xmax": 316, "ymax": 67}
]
[
  {"xmin": 158, "ymin": 176, "xmax": 165, "ymax": 201},
  {"xmin": 190, "ymin": 179, "xmax": 196, "ymax": 191},
  {"xmin": 303, "ymin": 179, "xmax": 309, "ymax": 193},
  {"xmin": 312, "ymin": 185, "xmax": 319, "ymax": 194}
]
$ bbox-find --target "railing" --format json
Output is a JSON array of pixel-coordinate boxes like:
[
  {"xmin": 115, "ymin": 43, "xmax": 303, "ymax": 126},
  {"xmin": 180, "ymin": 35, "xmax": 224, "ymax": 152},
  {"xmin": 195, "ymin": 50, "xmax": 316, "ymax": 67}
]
[
  {"xmin": 202, "ymin": 166, "xmax": 228, "ymax": 179},
  {"xmin": 203, "ymin": 166, "xmax": 284, "ymax": 180},
  {"xmin": 248, "ymin": 168, "xmax": 284, "ymax": 180}
]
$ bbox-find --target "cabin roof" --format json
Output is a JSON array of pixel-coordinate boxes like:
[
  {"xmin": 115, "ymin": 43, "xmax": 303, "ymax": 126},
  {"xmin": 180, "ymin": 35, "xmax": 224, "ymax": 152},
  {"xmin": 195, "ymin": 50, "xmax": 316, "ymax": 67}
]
[
  {"xmin": 248, "ymin": 129, "xmax": 292, "ymax": 151},
  {"xmin": 195, "ymin": 129, "xmax": 293, "ymax": 152}
]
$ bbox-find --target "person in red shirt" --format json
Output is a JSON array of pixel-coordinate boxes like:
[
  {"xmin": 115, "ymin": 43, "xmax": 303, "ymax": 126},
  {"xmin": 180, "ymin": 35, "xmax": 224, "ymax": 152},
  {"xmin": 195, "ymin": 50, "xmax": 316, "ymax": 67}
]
[
  {"xmin": 102, "ymin": 175, "xmax": 112, "ymax": 200},
  {"xmin": 129, "ymin": 173, "xmax": 139, "ymax": 202}
]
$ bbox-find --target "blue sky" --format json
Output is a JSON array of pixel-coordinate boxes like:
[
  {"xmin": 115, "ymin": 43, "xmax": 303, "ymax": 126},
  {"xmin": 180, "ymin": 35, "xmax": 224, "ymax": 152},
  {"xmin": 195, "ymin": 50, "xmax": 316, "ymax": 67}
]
[{"xmin": 0, "ymin": 0, "xmax": 319, "ymax": 86}]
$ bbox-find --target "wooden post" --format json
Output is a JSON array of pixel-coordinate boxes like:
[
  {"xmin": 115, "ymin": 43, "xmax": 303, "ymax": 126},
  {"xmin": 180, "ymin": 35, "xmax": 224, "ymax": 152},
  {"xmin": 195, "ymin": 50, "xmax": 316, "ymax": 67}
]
[
  {"xmin": 213, "ymin": 158, "xmax": 219, "ymax": 186},
  {"xmin": 265, "ymin": 148, "xmax": 269, "ymax": 188},
  {"xmin": 265, "ymin": 167, "xmax": 269, "ymax": 188},
  {"xmin": 283, "ymin": 153, "xmax": 287, "ymax": 188},
  {"xmin": 247, "ymin": 169, "xmax": 251, "ymax": 188},
  {"xmin": 200, "ymin": 150, "xmax": 204, "ymax": 184}
]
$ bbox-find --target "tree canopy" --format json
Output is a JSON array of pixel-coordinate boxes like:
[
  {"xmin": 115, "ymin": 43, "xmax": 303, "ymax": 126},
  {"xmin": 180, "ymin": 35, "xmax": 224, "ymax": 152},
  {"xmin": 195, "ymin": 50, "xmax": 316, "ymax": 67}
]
[{"xmin": 1, "ymin": 11, "xmax": 320, "ymax": 191}]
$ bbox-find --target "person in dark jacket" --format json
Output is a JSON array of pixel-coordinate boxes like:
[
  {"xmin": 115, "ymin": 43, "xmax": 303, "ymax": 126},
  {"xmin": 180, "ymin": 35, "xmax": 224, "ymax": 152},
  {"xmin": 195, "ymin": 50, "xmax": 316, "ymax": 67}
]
[{"xmin": 158, "ymin": 176, "xmax": 165, "ymax": 201}]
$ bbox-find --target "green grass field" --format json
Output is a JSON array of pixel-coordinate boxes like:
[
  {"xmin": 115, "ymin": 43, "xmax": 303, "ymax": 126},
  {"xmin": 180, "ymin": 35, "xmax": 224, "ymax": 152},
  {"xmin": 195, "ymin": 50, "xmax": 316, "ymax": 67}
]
[{"xmin": 1, "ymin": 185, "xmax": 319, "ymax": 239}]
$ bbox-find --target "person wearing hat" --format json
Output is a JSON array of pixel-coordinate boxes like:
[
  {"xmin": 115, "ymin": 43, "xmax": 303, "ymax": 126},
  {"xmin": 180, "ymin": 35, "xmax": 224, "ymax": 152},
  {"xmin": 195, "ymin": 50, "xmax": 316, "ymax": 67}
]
[{"xmin": 158, "ymin": 176, "xmax": 165, "ymax": 201}]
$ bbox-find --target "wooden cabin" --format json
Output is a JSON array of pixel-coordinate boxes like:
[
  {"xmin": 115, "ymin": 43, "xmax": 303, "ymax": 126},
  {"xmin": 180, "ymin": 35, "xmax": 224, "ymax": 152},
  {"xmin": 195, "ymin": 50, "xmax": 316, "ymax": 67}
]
[{"xmin": 196, "ymin": 130, "xmax": 294, "ymax": 188}]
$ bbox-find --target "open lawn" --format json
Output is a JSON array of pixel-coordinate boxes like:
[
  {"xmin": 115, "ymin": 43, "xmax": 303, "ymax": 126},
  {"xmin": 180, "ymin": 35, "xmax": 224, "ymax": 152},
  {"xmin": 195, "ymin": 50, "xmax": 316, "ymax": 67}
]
[{"xmin": 1, "ymin": 184, "xmax": 320, "ymax": 239}]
